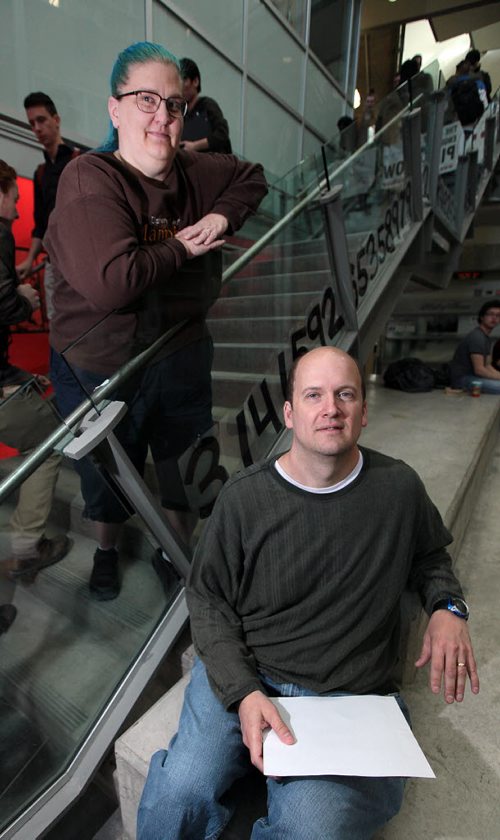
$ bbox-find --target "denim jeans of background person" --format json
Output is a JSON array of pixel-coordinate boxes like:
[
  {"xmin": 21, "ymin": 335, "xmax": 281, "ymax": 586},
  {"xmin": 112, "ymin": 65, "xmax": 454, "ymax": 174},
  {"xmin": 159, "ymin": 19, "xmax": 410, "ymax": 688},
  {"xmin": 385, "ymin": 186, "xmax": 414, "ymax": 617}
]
[
  {"xmin": 137, "ymin": 347, "xmax": 479, "ymax": 840},
  {"xmin": 43, "ymin": 41, "xmax": 267, "ymax": 601}
]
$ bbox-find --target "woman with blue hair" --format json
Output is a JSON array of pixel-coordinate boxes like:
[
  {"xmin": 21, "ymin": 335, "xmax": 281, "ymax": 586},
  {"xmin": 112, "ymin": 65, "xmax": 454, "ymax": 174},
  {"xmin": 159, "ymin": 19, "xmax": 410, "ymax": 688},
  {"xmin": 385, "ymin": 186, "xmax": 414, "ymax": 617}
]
[{"xmin": 45, "ymin": 41, "xmax": 267, "ymax": 600}]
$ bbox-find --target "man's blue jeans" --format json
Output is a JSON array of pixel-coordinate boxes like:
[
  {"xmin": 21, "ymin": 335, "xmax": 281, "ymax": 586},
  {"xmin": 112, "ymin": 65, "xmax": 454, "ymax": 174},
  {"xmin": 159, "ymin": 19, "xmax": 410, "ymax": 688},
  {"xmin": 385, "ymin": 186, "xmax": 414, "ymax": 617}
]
[
  {"xmin": 455, "ymin": 374, "xmax": 500, "ymax": 395},
  {"xmin": 137, "ymin": 658, "xmax": 407, "ymax": 840}
]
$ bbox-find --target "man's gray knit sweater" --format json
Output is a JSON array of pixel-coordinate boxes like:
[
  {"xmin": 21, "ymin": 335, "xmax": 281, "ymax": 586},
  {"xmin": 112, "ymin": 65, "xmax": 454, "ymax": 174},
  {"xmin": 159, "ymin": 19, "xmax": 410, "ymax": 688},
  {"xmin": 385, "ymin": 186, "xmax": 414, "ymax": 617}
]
[{"xmin": 187, "ymin": 447, "xmax": 463, "ymax": 710}]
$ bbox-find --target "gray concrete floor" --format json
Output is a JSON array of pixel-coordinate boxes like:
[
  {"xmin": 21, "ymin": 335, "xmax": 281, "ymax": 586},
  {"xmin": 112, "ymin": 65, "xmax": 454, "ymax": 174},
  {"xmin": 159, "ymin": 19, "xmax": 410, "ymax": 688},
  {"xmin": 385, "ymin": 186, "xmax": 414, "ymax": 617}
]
[{"xmin": 378, "ymin": 433, "xmax": 500, "ymax": 840}]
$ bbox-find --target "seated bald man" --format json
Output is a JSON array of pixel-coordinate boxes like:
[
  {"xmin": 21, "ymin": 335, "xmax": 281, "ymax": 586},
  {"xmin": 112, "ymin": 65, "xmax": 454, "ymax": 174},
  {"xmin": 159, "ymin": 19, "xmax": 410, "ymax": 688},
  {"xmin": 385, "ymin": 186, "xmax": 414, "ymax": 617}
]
[{"xmin": 138, "ymin": 346, "xmax": 479, "ymax": 840}]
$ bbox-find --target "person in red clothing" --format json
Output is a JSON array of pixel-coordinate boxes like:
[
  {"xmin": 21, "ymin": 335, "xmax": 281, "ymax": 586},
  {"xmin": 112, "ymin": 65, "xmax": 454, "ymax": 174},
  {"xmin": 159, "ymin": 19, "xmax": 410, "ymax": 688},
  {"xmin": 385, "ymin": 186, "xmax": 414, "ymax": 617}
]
[{"xmin": 0, "ymin": 160, "xmax": 70, "ymax": 630}]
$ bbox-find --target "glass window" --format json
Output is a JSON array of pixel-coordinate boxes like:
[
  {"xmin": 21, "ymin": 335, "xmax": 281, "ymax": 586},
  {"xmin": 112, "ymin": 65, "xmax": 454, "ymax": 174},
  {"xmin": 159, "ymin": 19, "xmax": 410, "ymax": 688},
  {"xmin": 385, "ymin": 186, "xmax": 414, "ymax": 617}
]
[
  {"xmin": 303, "ymin": 128, "xmax": 323, "ymax": 161},
  {"xmin": 153, "ymin": 3, "xmax": 243, "ymax": 152},
  {"xmin": 0, "ymin": 0, "xmax": 144, "ymax": 146},
  {"xmin": 167, "ymin": 0, "xmax": 244, "ymax": 64},
  {"xmin": 305, "ymin": 58, "xmax": 343, "ymax": 141},
  {"xmin": 267, "ymin": 0, "xmax": 308, "ymax": 40},
  {"xmin": 245, "ymin": 81, "xmax": 300, "ymax": 175},
  {"xmin": 309, "ymin": 0, "xmax": 350, "ymax": 88},
  {"xmin": 247, "ymin": 0, "xmax": 305, "ymax": 114}
]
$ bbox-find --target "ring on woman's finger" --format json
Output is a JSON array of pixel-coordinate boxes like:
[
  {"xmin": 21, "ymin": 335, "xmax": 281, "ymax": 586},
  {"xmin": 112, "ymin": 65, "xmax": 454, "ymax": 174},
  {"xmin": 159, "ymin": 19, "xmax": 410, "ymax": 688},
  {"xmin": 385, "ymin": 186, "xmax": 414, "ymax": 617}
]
[{"xmin": 457, "ymin": 662, "xmax": 466, "ymax": 668}]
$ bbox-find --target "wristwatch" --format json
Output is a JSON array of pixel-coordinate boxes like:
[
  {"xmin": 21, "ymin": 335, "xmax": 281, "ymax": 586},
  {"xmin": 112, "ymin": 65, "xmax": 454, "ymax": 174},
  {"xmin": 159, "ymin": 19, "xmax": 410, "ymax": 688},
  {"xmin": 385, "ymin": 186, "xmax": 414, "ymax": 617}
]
[{"xmin": 432, "ymin": 596, "xmax": 469, "ymax": 621}]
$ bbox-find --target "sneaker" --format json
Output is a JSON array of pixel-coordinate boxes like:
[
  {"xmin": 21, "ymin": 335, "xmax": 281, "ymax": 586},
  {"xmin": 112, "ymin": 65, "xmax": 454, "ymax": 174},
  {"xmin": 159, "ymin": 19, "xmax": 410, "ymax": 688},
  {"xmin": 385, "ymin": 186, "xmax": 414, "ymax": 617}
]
[
  {"xmin": 89, "ymin": 548, "xmax": 120, "ymax": 601},
  {"xmin": 8, "ymin": 535, "xmax": 72, "ymax": 582},
  {"xmin": 0, "ymin": 604, "xmax": 17, "ymax": 634},
  {"xmin": 152, "ymin": 548, "xmax": 181, "ymax": 596}
]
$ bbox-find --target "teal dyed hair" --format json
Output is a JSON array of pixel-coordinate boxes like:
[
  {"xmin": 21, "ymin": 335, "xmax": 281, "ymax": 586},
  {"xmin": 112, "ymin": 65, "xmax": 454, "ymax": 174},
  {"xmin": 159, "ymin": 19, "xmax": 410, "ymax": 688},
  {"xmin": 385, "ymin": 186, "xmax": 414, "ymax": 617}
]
[{"xmin": 99, "ymin": 41, "xmax": 180, "ymax": 152}]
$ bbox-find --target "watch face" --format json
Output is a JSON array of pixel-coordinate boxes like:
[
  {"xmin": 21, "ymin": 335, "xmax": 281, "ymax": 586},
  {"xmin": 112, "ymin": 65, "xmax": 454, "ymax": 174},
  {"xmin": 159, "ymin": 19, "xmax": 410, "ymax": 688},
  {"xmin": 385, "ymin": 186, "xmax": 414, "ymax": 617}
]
[{"xmin": 449, "ymin": 597, "xmax": 468, "ymax": 618}]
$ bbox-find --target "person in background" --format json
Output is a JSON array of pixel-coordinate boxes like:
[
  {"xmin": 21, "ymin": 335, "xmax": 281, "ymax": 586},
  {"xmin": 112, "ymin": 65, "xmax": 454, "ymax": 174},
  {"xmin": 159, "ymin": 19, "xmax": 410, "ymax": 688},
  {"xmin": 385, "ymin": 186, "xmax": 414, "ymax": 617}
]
[
  {"xmin": 0, "ymin": 159, "xmax": 70, "ymax": 597},
  {"xmin": 16, "ymin": 92, "xmax": 79, "ymax": 319},
  {"xmin": 45, "ymin": 42, "xmax": 267, "ymax": 602},
  {"xmin": 356, "ymin": 88, "xmax": 377, "ymax": 146},
  {"xmin": 179, "ymin": 58, "xmax": 232, "ymax": 154},
  {"xmin": 337, "ymin": 115, "xmax": 357, "ymax": 154},
  {"xmin": 466, "ymin": 49, "xmax": 492, "ymax": 102},
  {"xmin": 449, "ymin": 300, "xmax": 500, "ymax": 393}
]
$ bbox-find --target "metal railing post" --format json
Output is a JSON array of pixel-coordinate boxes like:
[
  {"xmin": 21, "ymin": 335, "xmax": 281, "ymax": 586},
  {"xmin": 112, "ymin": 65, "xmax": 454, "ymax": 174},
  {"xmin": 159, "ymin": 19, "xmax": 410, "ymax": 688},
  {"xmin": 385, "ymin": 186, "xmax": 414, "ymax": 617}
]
[
  {"xmin": 319, "ymin": 184, "xmax": 359, "ymax": 356},
  {"xmin": 454, "ymin": 154, "xmax": 470, "ymax": 233},
  {"xmin": 402, "ymin": 108, "xmax": 423, "ymax": 221},
  {"xmin": 484, "ymin": 116, "xmax": 496, "ymax": 172},
  {"xmin": 426, "ymin": 91, "xmax": 447, "ymax": 207},
  {"xmin": 466, "ymin": 148, "xmax": 479, "ymax": 213}
]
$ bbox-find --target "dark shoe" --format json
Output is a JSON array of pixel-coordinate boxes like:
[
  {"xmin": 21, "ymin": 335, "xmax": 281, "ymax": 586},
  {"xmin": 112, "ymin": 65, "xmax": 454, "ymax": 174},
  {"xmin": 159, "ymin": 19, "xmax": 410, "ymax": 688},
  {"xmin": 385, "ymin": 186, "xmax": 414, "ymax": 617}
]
[
  {"xmin": 90, "ymin": 548, "xmax": 120, "ymax": 601},
  {"xmin": 0, "ymin": 604, "xmax": 17, "ymax": 634},
  {"xmin": 8, "ymin": 535, "xmax": 72, "ymax": 582},
  {"xmin": 152, "ymin": 548, "xmax": 182, "ymax": 596}
]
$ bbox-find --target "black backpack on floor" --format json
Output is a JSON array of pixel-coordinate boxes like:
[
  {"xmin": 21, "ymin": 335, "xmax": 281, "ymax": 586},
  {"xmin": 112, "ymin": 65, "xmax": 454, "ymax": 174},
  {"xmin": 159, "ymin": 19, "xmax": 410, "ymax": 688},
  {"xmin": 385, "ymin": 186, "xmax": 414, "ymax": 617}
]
[{"xmin": 383, "ymin": 358, "xmax": 436, "ymax": 392}]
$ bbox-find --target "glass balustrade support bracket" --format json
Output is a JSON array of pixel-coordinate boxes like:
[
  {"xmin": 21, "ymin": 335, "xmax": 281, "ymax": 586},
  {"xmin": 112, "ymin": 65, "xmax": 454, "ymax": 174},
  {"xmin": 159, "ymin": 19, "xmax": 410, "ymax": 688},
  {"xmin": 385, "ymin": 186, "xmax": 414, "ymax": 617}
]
[
  {"xmin": 466, "ymin": 149, "xmax": 479, "ymax": 214},
  {"xmin": 319, "ymin": 185, "xmax": 359, "ymax": 343},
  {"xmin": 62, "ymin": 401, "xmax": 128, "ymax": 460},
  {"xmin": 427, "ymin": 93, "xmax": 447, "ymax": 207},
  {"xmin": 60, "ymin": 399, "xmax": 191, "ymax": 578},
  {"xmin": 484, "ymin": 116, "xmax": 496, "ymax": 172},
  {"xmin": 402, "ymin": 110, "xmax": 423, "ymax": 222},
  {"xmin": 102, "ymin": 431, "xmax": 192, "ymax": 580},
  {"xmin": 454, "ymin": 155, "xmax": 470, "ymax": 236}
]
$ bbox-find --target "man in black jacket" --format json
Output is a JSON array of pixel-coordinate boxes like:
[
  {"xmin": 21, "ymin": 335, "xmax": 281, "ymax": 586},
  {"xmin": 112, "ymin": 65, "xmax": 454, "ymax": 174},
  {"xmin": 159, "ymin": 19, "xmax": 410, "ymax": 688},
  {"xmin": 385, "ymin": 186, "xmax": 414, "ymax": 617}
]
[
  {"xmin": 16, "ymin": 92, "xmax": 79, "ymax": 319},
  {"xmin": 180, "ymin": 58, "xmax": 232, "ymax": 154}
]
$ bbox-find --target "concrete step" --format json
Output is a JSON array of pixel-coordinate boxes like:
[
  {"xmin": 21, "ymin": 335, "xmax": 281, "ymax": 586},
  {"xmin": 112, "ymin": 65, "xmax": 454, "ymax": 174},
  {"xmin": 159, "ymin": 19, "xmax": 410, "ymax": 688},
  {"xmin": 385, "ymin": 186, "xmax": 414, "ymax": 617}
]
[
  {"xmin": 221, "ymin": 269, "xmax": 330, "ymax": 297},
  {"xmin": 210, "ymin": 290, "xmax": 324, "ymax": 319},
  {"xmin": 213, "ymin": 341, "xmax": 284, "ymax": 374},
  {"xmin": 232, "ymin": 252, "xmax": 329, "ymax": 278},
  {"xmin": 207, "ymin": 315, "xmax": 304, "ymax": 343},
  {"xmin": 211, "ymin": 370, "xmax": 281, "ymax": 409}
]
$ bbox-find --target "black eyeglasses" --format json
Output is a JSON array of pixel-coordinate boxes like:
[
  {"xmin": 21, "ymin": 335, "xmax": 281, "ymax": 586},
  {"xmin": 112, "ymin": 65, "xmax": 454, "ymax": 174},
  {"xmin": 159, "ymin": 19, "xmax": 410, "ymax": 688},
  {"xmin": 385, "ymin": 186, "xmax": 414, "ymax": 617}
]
[{"xmin": 115, "ymin": 90, "xmax": 188, "ymax": 118}]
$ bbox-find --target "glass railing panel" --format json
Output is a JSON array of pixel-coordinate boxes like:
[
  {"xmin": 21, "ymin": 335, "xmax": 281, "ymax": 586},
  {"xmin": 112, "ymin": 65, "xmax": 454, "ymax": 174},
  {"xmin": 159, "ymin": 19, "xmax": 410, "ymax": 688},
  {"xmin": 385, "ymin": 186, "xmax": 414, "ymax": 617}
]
[
  {"xmin": 430, "ymin": 84, "xmax": 469, "ymax": 233},
  {"xmin": 322, "ymin": 103, "xmax": 417, "ymax": 322},
  {"xmin": 0, "ymin": 324, "xmax": 184, "ymax": 833},
  {"xmin": 433, "ymin": 86, "xmax": 500, "ymax": 233},
  {"xmin": 240, "ymin": 58, "xmax": 441, "ymax": 242},
  {"xmin": 473, "ymin": 89, "xmax": 500, "ymax": 196}
]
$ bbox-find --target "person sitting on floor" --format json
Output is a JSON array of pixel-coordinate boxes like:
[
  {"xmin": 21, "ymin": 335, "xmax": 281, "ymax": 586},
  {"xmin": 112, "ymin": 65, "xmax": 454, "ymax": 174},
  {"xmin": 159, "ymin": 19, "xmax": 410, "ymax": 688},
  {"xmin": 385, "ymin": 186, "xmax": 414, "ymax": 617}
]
[{"xmin": 449, "ymin": 300, "xmax": 500, "ymax": 394}]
